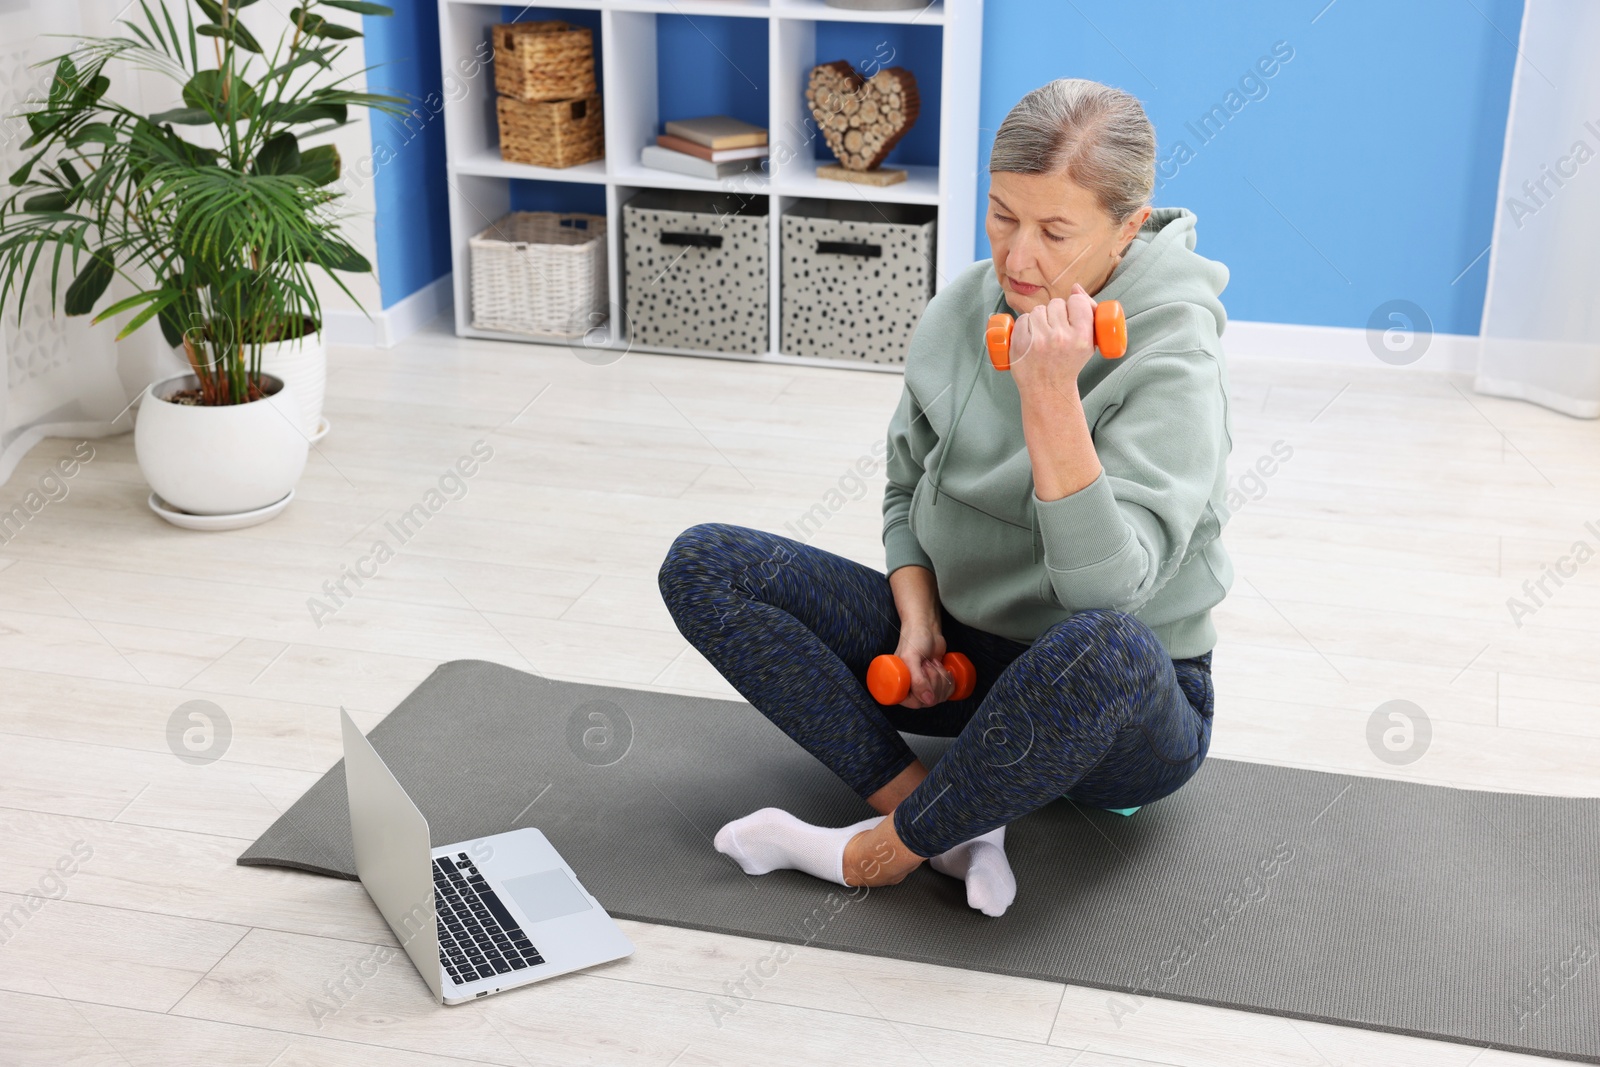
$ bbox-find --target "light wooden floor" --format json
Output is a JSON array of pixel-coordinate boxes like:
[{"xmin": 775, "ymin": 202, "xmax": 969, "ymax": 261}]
[{"xmin": 1, "ymin": 314, "xmax": 1595, "ymax": 1066}]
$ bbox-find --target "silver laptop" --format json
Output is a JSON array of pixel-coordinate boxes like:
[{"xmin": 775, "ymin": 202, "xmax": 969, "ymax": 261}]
[{"xmin": 341, "ymin": 708, "xmax": 634, "ymax": 1004}]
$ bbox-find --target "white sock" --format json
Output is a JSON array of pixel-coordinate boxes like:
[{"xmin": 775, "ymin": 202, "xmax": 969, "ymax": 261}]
[
  {"xmin": 715, "ymin": 808, "xmax": 883, "ymax": 885},
  {"xmin": 930, "ymin": 826, "xmax": 1017, "ymax": 917}
]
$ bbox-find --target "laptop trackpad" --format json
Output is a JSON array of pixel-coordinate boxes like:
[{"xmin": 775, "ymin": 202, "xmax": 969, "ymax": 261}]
[{"xmin": 501, "ymin": 868, "xmax": 594, "ymax": 925}]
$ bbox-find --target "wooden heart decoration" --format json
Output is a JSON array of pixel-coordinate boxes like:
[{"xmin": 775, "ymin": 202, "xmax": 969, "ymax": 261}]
[{"xmin": 805, "ymin": 60, "xmax": 921, "ymax": 171}]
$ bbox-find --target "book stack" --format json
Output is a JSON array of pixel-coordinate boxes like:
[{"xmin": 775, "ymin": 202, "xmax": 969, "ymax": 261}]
[{"xmin": 640, "ymin": 115, "xmax": 768, "ymax": 180}]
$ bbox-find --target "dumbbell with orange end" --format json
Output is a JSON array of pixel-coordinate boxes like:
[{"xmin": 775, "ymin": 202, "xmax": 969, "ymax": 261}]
[
  {"xmin": 984, "ymin": 298, "xmax": 1127, "ymax": 371},
  {"xmin": 867, "ymin": 651, "xmax": 977, "ymax": 705}
]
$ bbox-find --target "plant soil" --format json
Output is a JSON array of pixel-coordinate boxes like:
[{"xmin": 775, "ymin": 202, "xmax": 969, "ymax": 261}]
[{"xmin": 162, "ymin": 375, "xmax": 281, "ymax": 406}]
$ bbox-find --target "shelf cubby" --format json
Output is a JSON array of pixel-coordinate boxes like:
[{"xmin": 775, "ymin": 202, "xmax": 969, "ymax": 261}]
[
  {"xmin": 605, "ymin": 10, "xmax": 772, "ymax": 195},
  {"xmin": 439, "ymin": 0, "xmax": 982, "ymax": 368}
]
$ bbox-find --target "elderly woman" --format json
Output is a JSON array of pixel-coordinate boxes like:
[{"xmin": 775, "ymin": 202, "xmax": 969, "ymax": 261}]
[{"xmin": 657, "ymin": 79, "xmax": 1231, "ymax": 917}]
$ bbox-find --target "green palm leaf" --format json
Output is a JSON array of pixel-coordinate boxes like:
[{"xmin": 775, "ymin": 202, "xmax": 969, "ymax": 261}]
[{"xmin": 63, "ymin": 248, "xmax": 114, "ymax": 315}]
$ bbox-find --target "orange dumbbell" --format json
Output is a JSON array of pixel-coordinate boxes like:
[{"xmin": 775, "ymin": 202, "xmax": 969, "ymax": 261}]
[
  {"xmin": 985, "ymin": 299, "xmax": 1127, "ymax": 371},
  {"xmin": 867, "ymin": 652, "xmax": 977, "ymax": 705}
]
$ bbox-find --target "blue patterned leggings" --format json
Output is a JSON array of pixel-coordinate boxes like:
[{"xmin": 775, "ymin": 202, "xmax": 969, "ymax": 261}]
[{"xmin": 657, "ymin": 522, "xmax": 1215, "ymax": 858}]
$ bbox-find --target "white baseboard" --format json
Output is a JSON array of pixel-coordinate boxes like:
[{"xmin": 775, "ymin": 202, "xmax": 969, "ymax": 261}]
[
  {"xmin": 1224, "ymin": 319, "xmax": 1479, "ymax": 375},
  {"xmin": 334, "ymin": 293, "xmax": 1480, "ymax": 371},
  {"xmin": 323, "ymin": 273, "xmax": 452, "ymax": 348}
]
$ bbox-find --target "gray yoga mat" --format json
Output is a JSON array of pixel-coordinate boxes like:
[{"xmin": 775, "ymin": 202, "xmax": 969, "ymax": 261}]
[{"xmin": 240, "ymin": 660, "xmax": 1600, "ymax": 1063}]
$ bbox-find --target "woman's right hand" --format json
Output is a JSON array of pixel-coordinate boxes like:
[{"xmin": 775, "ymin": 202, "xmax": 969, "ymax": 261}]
[{"xmin": 894, "ymin": 624, "xmax": 955, "ymax": 708}]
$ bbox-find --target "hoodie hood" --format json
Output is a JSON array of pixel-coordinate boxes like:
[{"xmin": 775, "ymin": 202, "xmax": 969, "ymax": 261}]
[{"xmin": 1085, "ymin": 206, "xmax": 1228, "ymax": 332}]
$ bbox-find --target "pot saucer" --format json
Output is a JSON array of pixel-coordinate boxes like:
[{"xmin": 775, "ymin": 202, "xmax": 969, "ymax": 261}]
[{"xmin": 148, "ymin": 490, "xmax": 295, "ymax": 531}]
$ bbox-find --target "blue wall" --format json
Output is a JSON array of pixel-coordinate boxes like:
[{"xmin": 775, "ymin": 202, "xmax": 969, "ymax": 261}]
[
  {"xmin": 980, "ymin": 1, "xmax": 1522, "ymax": 335},
  {"xmin": 657, "ymin": 15, "xmax": 769, "ymax": 131},
  {"xmin": 362, "ymin": 4, "xmax": 451, "ymax": 309},
  {"xmin": 365, "ymin": 2, "xmax": 1523, "ymax": 334}
]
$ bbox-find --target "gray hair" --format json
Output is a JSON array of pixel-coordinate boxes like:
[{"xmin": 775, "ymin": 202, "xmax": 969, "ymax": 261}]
[{"xmin": 989, "ymin": 79, "xmax": 1156, "ymax": 223}]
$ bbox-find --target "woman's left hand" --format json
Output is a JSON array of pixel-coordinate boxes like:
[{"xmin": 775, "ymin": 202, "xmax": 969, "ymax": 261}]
[{"xmin": 1008, "ymin": 283, "xmax": 1098, "ymax": 403}]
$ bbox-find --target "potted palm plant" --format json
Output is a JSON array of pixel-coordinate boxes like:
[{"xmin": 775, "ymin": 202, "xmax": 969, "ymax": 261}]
[{"xmin": 0, "ymin": 0, "xmax": 405, "ymax": 526}]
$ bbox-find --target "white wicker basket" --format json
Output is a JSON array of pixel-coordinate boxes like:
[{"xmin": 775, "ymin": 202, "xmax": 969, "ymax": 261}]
[{"xmin": 470, "ymin": 211, "xmax": 608, "ymax": 337}]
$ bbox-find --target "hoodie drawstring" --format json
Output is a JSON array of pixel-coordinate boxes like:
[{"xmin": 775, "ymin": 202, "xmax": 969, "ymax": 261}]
[
  {"xmin": 930, "ymin": 337, "xmax": 986, "ymax": 506},
  {"xmin": 933, "ymin": 294, "xmax": 1014, "ymax": 505}
]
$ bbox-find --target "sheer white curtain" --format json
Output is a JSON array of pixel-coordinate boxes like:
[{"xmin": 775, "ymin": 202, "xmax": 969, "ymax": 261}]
[
  {"xmin": 0, "ymin": 0, "xmax": 175, "ymax": 486},
  {"xmin": 1476, "ymin": 0, "xmax": 1600, "ymax": 419}
]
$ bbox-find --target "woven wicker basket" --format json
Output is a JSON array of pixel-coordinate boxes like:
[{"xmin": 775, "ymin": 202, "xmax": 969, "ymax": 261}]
[
  {"xmin": 496, "ymin": 94, "xmax": 604, "ymax": 169},
  {"xmin": 492, "ymin": 21, "xmax": 596, "ymax": 102},
  {"xmin": 470, "ymin": 212, "xmax": 608, "ymax": 338}
]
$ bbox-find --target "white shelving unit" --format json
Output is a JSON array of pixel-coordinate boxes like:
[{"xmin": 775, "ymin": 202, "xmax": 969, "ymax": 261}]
[{"xmin": 438, "ymin": 0, "xmax": 983, "ymax": 370}]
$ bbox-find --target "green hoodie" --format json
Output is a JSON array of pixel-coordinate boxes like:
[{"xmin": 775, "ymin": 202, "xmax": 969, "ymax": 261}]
[{"xmin": 881, "ymin": 207, "xmax": 1234, "ymax": 659}]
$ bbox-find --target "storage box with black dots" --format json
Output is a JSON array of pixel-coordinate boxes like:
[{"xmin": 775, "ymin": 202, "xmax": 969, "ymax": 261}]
[
  {"xmin": 621, "ymin": 188, "xmax": 769, "ymax": 354},
  {"xmin": 780, "ymin": 199, "xmax": 937, "ymax": 364}
]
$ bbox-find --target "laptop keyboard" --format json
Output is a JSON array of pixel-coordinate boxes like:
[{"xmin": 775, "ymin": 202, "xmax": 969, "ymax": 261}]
[{"xmin": 432, "ymin": 853, "xmax": 545, "ymax": 985}]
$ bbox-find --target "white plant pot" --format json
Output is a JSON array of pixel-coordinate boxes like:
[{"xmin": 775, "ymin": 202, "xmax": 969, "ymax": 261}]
[
  {"xmin": 134, "ymin": 372, "xmax": 309, "ymax": 519},
  {"xmin": 257, "ymin": 329, "xmax": 327, "ymax": 440}
]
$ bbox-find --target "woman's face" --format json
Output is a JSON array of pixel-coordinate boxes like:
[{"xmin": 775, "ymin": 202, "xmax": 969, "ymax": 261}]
[{"xmin": 985, "ymin": 169, "xmax": 1151, "ymax": 315}]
